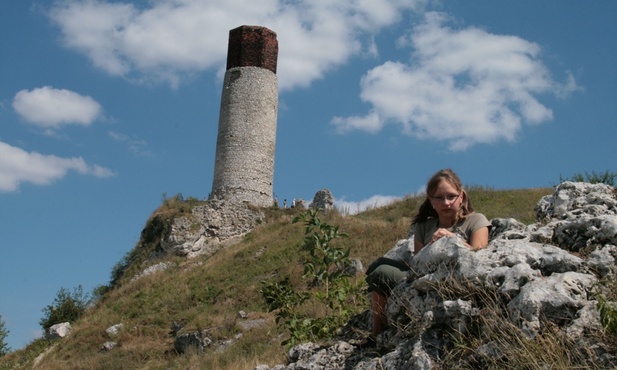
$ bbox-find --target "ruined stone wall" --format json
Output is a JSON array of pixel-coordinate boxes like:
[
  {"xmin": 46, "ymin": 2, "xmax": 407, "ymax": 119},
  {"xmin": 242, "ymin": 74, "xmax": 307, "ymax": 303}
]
[{"xmin": 210, "ymin": 26, "xmax": 278, "ymax": 208}]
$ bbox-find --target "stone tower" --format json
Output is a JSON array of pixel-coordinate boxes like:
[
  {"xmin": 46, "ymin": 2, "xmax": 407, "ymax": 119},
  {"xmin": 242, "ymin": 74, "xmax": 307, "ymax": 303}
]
[{"xmin": 210, "ymin": 26, "xmax": 279, "ymax": 207}]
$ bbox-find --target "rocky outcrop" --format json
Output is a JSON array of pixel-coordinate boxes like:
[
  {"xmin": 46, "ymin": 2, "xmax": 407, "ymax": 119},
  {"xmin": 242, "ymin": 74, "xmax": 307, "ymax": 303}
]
[
  {"xmin": 258, "ymin": 182, "xmax": 617, "ymax": 369},
  {"xmin": 153, "ymin": 199, "xmax": 264, "ymax": 259},
  {"xmin": 130, "ymin": 262, "xmax": 172, "ymax": 282},
  {"xmin": 125, "ymin": 198, "xmax": 265, "ymax": 283},
  {"xmin": 310, "ymin": 189, "xmax": 334, "ymax": 212},
  {"xmin": 174, "ymin": 330, "xmax": 213, "ymax": 354},
  {"xmin": 139, "ymin": 189, "xmax": 337, "ymax": 269},
  {"xmin": 534, "ymin": 181, "xmax": 617, "ymax": 250}
]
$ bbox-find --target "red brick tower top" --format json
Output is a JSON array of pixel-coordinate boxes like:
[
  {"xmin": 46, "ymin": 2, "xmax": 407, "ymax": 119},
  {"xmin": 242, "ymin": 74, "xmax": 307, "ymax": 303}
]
[{"xmin": 226, "ymin": 25, "xmax": 278, "ymax": 74}]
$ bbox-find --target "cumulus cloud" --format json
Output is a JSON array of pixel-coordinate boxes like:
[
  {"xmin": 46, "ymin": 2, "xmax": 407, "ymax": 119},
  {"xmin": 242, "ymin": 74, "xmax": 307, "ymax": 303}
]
[
  {"xmin": 48, "ymin": 0, "xmax": 425, "ymax": 89},
  {"xmin": 0, "ymin": 141, "xmax": 115, "ymax": 192},
  {"xmin": 332, "ymin": 12, "xmax": 579, "ymax": 151},
  {"xmin": 12, "ymin": 86, "xmax": 102, "ymax": 128},
  {"xmin": 335, "ymin": 194, "xmax": 402, "ymax": 215}
]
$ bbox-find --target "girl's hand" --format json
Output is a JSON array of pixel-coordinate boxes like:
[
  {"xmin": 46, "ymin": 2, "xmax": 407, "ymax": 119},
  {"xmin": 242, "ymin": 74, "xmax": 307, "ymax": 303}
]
[{"xmin": 430, "ymin": 228, "xmax": 456, "ymax": 244}]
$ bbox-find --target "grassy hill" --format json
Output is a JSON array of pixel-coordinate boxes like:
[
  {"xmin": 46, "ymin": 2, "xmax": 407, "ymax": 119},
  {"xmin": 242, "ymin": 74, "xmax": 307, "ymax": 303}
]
[{"xmin": 0, "ymin": 187, "xmax": 554, "ymax": 370}]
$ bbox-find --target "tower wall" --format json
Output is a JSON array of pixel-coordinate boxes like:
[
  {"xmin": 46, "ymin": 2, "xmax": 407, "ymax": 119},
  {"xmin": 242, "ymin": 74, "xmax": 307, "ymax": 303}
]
[{"xmin": 210, "ymin": 26, "xmax": 278, "ymax": 207}]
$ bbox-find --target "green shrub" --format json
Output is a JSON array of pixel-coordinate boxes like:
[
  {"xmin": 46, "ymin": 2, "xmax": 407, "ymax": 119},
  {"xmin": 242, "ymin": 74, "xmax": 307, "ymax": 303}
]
[
  {"xmin": 560, "ymin": 170, "xmax": 617, "ymax": 186},
  {"xmin": 39, "ymin": 286, "xmax": 89, "ymax": 330}
]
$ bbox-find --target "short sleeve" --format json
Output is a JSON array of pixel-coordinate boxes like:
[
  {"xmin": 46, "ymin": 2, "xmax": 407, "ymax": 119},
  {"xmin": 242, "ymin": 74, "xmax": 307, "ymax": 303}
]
[
  {"xmin": 457, "ymin": 213, "xmax": 491, "ymax": 241},
  {"xmin": 415, "ymin": 218, "xmax": 439, "ymax": 246}
]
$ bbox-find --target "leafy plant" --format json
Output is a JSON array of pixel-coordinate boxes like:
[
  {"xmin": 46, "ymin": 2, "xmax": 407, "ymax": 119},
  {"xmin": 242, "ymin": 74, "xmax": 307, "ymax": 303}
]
[
  {"xmin": 594, "ymin": 276, "xmax": 617, "ymax": 337},
  {"xmin": 261, "ymin": 209, "xmax": 366, "ymax": 346},
  {"xmin": 39, "ymin": 286, "xmax": 90, "ymax": 331},
  {"xmin": 0, "ymin": 315, "xmax": 9, "ymax": 356}
]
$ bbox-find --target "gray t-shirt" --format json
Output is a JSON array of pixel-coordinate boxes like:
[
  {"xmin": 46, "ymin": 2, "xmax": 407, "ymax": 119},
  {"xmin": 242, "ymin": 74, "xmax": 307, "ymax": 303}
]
[{"xmin": 415, "ymin": 213, "xmax": 491, "ymax": 246}]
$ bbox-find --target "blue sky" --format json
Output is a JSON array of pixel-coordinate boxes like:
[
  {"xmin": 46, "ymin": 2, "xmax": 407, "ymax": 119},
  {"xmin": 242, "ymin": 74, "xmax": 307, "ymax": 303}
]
[{"xmin": 1, "ymin": 0, "xmax": 615, "ymax": 350}]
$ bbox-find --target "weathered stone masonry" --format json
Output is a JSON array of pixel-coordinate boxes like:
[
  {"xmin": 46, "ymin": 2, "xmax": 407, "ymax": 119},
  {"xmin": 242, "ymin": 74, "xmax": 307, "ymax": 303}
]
[{"xmin": 210, "ymin": 26, "xmax": 279, "ymax": 208}]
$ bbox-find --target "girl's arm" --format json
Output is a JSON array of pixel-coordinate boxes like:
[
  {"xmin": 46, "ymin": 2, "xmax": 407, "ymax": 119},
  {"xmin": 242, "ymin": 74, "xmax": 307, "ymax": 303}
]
[{"xmin": 468, "ymin": 227, "xmax": 489, "ymax": 251}]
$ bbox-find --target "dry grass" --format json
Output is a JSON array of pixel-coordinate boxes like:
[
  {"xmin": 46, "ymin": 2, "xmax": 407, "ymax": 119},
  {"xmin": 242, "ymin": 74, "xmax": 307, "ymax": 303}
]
[
  {"xmin": 413, "ymin": 277, "xmax": 608, "ymax": 370},
  {"xmin": 3, "ymin": 186, "xmax": 576, "ymax": 370}
]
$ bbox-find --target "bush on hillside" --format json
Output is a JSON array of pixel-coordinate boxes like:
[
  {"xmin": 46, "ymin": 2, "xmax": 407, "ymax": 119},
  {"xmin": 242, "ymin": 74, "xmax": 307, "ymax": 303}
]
[
  {"xmin": 0, "ymin": 315, "xmax": 9, "ymax": 356},
  {"xmin": 39, "ymin": 286, "xmax": 89, "ymax": 331},
  {"xmin": 561, "ymin": 170, "xmax": 617, "ymax": 187},
  {"xmin": 595, "ymin": 277, "xmax": 617, "ymax": 339}
]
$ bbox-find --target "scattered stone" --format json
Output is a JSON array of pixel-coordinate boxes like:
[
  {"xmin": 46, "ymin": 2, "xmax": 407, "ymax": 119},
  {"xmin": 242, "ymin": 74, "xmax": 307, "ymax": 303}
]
[
  {"xmin": 105, "ymin": 323, "xmax": 123, "ymax": 337},
  {"xmin": 294, "ymin": 199, "xmax": 307, "ymax": 210},
  {"xmin": 33, "ymin": 345, "xmax": 56, "ymax": 367},
  {"xmin": 101, "ymin": 341, "xmax": 117, "ymax": 351},
  {"xmin": 344, "ymin": 258, "xmax": 365, "ymax": 276},
  {"xmin": 46, "ymin": 322, "xmax": 71, "ymax": 340},
  {"xmin": 174, "ymin": 330, "xmax": 212, "ymax": 354},
  {"xmin": 215, "ymin": 334, "xmax": 243, "ymax": 353},
  {"xmin": 237, "ymin": 310, "xmax": 248, "ymax": 319},
  {"xmin": 170, "ymin": 320, "xmax": 185, "ymax": 336},
  {"xmin": 238, "ymin": 319, "xmax": 266, "ymax": 331}
]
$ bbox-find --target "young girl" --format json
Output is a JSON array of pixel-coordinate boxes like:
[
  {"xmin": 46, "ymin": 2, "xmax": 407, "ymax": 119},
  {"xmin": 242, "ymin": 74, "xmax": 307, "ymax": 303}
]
[{"xmin": 363, "ymin": 169, "xmax": 491, "ymax": 347}]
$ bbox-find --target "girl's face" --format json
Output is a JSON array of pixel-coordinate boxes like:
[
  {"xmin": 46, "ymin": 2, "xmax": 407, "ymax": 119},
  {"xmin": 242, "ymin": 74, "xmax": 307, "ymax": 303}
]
[{"xmin": 429, "ymin": 180, "xmax": 463, "ymax": 218}]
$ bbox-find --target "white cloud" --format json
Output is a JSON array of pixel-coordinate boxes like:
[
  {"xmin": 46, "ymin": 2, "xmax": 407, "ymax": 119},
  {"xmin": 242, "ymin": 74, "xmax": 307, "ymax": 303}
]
[
  {"xmin": 48, "ymin": 0, "xmax": 425, "ymax": 89},
  {"xmin": 108, "ymin": 131, "xmax": 152, "ymax": 157},
  {"xmin": 335, "ymin": 194, "xmax": 401, "ymax": 215},
  {"xmin": 12, "ymin": 86, "xmax": 102, "ymax": 128},
  {"xmin": 0, "ymin": 141, "xmax": 115, "ymax": 192},
  {"xmin": 332, "ymin": 12, "xmax": 579, "ymax": 151},
  {"xmin": 332, "ymin": 111, "xmax": 383, "ymax": 134}
]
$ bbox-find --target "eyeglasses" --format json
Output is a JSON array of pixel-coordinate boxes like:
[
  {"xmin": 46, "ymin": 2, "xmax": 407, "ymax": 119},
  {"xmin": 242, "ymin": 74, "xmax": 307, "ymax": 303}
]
[{"xmin": 430, "ymin": 193, "xmax": 461, "ymax": 203}]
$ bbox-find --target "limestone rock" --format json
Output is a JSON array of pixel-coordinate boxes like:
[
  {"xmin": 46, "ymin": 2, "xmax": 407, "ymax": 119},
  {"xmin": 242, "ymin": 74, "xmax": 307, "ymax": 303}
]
[
  {"xmin": 101, "ymin": 341, "xmax": 117, "ymax": 351},
  {"xmin": 382, "ymin": 238, "xmax": 414, "ymax": 266},
  {"xmin": 588, "ymin": 244, "xmax": 616, "ymax": 277},
  {"xmin": 535, "ymin": 182, "xmax": 617, "ymax": 251},
  {"xmin": 105, "ymin": 323, "xmax": 123, "ymax": 337},
  {"xmin": 293, "ymin": 199, "xmax": 307, "ymax": 210},
  {"xmin": 158, "ymin": 199, "xmax": 264, "ymax": 259},
  {"xmin": 507, "ymin": 271, "xmax": 597, "ymax": 336},
  {"xmin": 174, "ymin": 330, "xmax": 212, "ymax": 354},
  {"xmin": 46, "ymin": 322, "xmax": 71, "ymax": 339},
  {"xmin": 310, "ymin": 189, "xmax": 334, "ymax": 212},
  {"xmin": 131, "ymin": 262, "xmax": 171, "ymax": 282}
]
